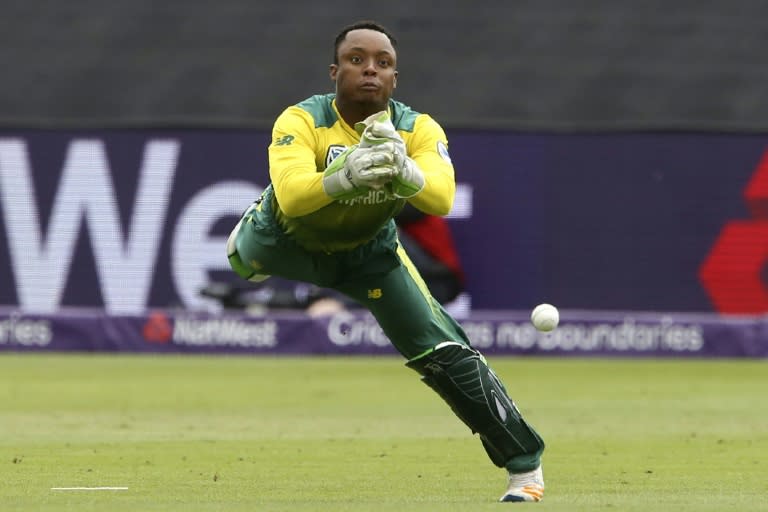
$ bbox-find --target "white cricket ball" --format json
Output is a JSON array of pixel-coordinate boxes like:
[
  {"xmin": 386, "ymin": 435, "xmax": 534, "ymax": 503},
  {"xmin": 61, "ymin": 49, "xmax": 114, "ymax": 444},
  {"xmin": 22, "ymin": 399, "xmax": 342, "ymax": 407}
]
[{"xmin": 531, "ymin": 303, "xmax": 559, "ymax": 332}]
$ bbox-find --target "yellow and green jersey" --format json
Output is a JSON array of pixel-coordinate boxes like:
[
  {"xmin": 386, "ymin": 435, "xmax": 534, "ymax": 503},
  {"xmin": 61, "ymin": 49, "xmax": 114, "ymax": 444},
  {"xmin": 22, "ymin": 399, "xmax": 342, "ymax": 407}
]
[{"xmin": 268, "ymin": 93, "xmax": 455, "ymax": 252}]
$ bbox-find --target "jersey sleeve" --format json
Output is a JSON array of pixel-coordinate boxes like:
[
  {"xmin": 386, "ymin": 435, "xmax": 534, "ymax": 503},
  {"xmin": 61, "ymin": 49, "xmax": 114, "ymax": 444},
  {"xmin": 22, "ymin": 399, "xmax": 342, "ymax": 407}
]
[
  {"xmin": 406, "ymin": 115, "xmax": 456, "ymax": 216},
  {"xmin": 268, "ymin": 106, "xmax": 333, "ymax": 217}
]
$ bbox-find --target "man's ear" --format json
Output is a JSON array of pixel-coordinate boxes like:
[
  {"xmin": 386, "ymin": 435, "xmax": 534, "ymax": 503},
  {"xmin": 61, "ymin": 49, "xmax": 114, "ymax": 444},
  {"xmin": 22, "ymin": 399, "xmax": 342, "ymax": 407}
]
[
  {"xmin": 393, "ymin": 71, "xmax": 398, "ymax": 88},
  {"xmin": 329, "ymin": 64, "xmax": 338, "ymax": 81}
]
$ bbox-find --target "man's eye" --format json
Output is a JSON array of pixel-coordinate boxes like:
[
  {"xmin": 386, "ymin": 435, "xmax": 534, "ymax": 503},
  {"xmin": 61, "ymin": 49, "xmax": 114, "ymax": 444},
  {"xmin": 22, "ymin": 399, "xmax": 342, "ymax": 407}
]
[
  {"xmin": 379, "ymin": 60, "xmax": 391, "ymax": 67},
  {"xmin": 350, "ymin": 56, "xmax": 362, "ymax": 63}
]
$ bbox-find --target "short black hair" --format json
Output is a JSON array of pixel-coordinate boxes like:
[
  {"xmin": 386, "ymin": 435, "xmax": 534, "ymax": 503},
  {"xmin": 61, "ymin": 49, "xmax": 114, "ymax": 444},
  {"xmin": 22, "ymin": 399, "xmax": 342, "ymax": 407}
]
[{"xmin": 333, "ymin": 20, "xmax": 397, "ymax": 65}]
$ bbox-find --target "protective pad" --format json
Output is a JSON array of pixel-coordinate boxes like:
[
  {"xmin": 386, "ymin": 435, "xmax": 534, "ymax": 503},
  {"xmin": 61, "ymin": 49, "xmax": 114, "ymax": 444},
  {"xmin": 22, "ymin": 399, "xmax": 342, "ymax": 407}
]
[{"xmin": 406, "ymin": 342, "xmax": 544, "ymax": 471}]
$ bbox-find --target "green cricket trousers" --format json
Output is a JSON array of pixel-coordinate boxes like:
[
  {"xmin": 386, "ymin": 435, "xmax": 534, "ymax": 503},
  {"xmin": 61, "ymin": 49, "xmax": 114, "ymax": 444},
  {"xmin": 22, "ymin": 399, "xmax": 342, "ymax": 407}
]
[
  {"xmin": 227, "ymin": 187, "xmax": 546, "ymax": 473},
  {"xmin": 227, "ymin": 187, "xmax": 471, "ymax": 360}
]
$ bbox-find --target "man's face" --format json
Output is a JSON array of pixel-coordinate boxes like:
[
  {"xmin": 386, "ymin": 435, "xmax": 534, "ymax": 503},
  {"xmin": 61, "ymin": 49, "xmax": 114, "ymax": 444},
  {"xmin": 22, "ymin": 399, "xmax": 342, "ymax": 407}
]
[{"xmin": 330, "ymin": 29, "xmax": 397, "ymax": 109}]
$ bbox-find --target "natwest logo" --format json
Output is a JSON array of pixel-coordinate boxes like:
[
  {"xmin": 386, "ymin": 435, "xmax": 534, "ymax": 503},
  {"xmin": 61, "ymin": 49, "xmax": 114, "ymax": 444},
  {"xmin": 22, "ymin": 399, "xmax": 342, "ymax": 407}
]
[
  {"xmin": 700, "ymin": 148, "xmax": 768, "ymax": 313},
  {"xmin": 172, "ymin": 316, "xmax": 278, "ymax": 348},
  {"xmin": 143, "ymin": 311, "xmax": 173, "ymax": 343}
]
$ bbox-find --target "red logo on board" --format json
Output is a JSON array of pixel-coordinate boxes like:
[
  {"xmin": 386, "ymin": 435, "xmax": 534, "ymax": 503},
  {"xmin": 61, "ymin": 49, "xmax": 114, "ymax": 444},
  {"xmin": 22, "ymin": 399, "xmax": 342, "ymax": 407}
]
[
  {"xmin": 700, "ymin": 149, "xmax": 768, "ymax": 313},
  {"xmin": 143, "ymin": 311, "xmax": 173, "ymax": 343}
]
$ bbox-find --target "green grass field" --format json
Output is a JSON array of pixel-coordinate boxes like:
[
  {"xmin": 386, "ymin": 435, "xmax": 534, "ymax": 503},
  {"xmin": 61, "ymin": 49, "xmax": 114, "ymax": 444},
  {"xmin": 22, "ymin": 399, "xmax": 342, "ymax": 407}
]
[{"xmin": 1, "ymin": 354, "xmax": 766, "ymax": 511}]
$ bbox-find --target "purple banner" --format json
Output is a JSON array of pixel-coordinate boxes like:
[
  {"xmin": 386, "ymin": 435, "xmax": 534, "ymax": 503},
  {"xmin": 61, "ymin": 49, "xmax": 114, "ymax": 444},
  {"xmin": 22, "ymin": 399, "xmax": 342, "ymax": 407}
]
[
  {"xmin": 1, "ymin": 308, "xmax": 765, "ymax": 358},
  {"xmin": 1, "ymin": 130, "xmax": 767, "ymax": 314}
]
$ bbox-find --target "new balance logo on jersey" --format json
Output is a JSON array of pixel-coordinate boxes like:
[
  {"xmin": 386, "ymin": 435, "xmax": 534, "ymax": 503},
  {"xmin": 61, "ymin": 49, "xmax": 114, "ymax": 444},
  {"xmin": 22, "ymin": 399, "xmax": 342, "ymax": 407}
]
[
  {"xmin": 274, "ymin": 135, "xmax": 294, "ymax": 146},
  {"xmin": 325, "ymin": 145, "xmax": 348, "ymax": 168}
]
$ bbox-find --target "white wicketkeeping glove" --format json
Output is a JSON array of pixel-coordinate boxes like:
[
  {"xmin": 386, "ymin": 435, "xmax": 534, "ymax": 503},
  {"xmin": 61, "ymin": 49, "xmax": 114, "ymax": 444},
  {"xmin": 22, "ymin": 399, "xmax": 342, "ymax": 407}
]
[
  {"xmin": 357, "ymin": 111, "xmax": 424, "ymax": 199},
  {"xmin": 322, "ymin": 143, "xmax": 398, "ymax": 200},
  {"xmin": 388, "ymin": 156, "xmax": 425, "ymax": 198},
  {"xmin": 357, "ymin": 111, "xmax": 403, "ymax": 146}
]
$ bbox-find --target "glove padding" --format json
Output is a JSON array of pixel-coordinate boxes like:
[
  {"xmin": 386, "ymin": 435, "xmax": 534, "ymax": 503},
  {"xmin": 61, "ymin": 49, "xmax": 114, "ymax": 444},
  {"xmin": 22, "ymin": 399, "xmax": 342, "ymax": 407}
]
[
  {"xmin": 357, "ymin": 111, "xmax": 424, "ymax": 198},
  {"xmin": 322, "ymin": 143, "xmax": 398, "ymax": 200},
  {"xmin": 388, "ymin": 156, "xmax": 425, "ymax": 198}
]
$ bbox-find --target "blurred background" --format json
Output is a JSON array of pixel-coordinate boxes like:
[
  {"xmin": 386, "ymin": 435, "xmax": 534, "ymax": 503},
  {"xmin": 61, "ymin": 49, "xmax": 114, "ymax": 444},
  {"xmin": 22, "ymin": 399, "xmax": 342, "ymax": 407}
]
[{"xmin": 1, "ymin": 1, "xmax": 767, "ymax": 355}]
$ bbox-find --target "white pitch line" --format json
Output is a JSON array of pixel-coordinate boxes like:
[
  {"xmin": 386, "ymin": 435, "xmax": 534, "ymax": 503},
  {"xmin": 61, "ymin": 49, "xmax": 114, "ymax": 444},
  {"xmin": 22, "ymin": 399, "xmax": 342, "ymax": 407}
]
[{"xmin": 51, "ymin": 487, "xmax": 128, "ymax": 491}]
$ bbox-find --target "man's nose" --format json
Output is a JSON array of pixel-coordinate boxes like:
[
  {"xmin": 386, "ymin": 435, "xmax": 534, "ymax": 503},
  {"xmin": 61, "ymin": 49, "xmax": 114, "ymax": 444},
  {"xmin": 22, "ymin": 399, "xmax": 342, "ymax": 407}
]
[{"xmin": 363, "ymin": 59, "xmax": 377, "ymax": 74}]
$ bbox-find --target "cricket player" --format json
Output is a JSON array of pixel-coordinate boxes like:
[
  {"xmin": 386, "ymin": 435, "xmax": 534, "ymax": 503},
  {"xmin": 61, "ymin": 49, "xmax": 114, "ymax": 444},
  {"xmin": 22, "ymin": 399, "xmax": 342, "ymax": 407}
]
[{"xmin": 227, "ymin": 20, "xmax": 545, "ymax": 503}]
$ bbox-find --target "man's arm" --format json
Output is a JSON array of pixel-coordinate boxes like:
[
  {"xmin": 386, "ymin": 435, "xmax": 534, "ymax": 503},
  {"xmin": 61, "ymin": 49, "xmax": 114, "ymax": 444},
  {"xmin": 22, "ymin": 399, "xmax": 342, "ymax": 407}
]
[
  {"xmin": 269, "ymin": 107, "xmax": 397, "ymax": 216},
  {"xmin": 268, "ymin": 107, "xmax": 334, "ymax": 217},
  {"xmin": 358, "ymin": 112, "xmax": 455, "ymax": 216},
  {"xmin": 403, "ymin": 115, "xmax": 456, "ymax": 216}
]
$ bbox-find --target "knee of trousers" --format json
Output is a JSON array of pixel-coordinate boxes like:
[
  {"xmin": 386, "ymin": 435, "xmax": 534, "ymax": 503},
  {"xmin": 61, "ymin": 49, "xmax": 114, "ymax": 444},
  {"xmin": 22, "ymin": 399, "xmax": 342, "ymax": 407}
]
[
  {"xmin": 226, "ymin": 213, "xmax": 270, "ymax": 283},
  {"xmin": 406, "ymin": 342, "xmax": 544, "ymax": 468}
]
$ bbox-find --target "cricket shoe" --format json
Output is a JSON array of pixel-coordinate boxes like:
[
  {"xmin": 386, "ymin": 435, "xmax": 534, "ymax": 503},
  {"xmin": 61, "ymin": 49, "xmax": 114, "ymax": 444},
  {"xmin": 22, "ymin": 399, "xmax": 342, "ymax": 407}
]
[{"xmin": 499, "ymin": 465, "xmax": 544, "ymax": 503}]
